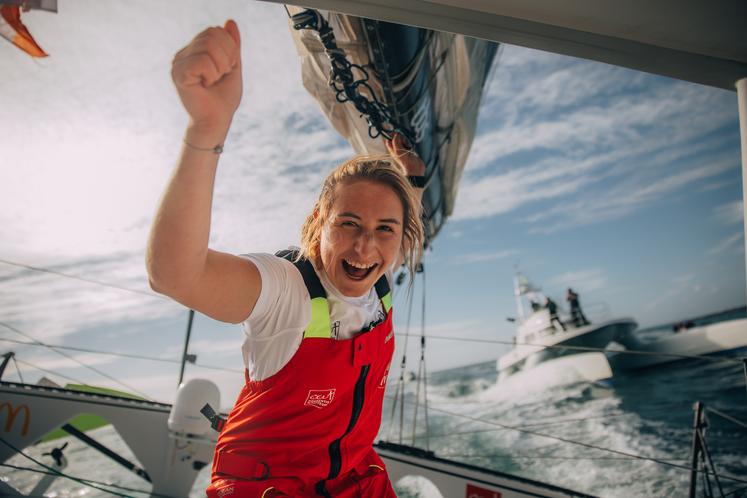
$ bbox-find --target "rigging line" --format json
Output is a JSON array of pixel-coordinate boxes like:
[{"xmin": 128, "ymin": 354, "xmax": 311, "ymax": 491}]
[
  {"xmin": 417, "ymin": 412, "xmax": 634, "ymax": 439},
  {"xmin": 11, "ymin": 354, "xmax": 24, "ymax": 384},
  {"xmin": 0, "ymin": 322, "xmax": 155, "ymax": 401},
  {"xmin": 388, "ymin": 269, "xmax": 417, "ymax": 443},
  {"xmin": 0, "ymin": 258, "xmax": 164, "ymax": 300},
  {"xmin": 705, "ymin": 407, "xmax": 747, "ymax": 431},
  {"xmin": 407, "ymin": 401, "xmax": 747, "ymax": 485},
  {"xmin": 0, "ymin": 438, "xmax": 132, "ymax": 498},
  {"xmin": 403, "ymin": 333, "xmax": 746, "ymax": 365},
  {"xmin": 435, "ymin": 453, "xmax": 692, "ymax": 462},
  {"xmin": 0, "ymin": 337, "xmax": 244, "ymax": 374},
  {"xmin": 16, "ymin": 358, "xmax": 90, "ymax": 386},
  {"xmin": 0, "ymin": 462, "xmax": 177, "ymax": 498},
  {"xmin": 723, "ymin": 483, "xmax": 747, "ymax": 498}
]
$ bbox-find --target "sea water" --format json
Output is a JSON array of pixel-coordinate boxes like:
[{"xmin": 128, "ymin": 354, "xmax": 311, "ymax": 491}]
[{"xmin": 4, "ymin": 310, "xmax": 746, "ymax": 497}]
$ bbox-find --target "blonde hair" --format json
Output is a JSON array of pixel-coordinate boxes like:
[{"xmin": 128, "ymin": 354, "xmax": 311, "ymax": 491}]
[{"xmin": 299, "ymin": 154, "xmax": 424, "ymax": 281}]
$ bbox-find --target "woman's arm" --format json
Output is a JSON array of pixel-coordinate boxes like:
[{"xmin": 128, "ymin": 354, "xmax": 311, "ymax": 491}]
[
  {"xmin": 386, "ymin": 134, "xmax": 425, "ymax": 269},
  {"xmin": 146, "ymin": 21, "xmax": 260, "ymax": 324}
]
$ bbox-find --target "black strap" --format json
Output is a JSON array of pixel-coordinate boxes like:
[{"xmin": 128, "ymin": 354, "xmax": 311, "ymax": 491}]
[
  {"xmin": 200, "ymin": 403, "xmax": 226, "ymax": 433},
  {"xmin": 275, "ymin": 249, "xmax": 326, "ymax": 299},
  {"xmin": 374, "ymin": 272, "xmax": 390, "ymax": 300}
]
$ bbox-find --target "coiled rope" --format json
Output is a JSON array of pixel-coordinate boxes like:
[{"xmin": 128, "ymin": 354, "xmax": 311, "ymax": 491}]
[{"xmin": 290, "ymin": 9, "xmax": 415, "ymax": 144}]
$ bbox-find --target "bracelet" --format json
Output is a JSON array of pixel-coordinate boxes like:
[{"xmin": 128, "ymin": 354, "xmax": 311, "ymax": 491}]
[
  {"xmin": 407, "ymin": 175, "xmax": 426, "ymax": 188},
  {"xmin": 183, "ymin": 139, "xmax": 224, "ymax": 155}
]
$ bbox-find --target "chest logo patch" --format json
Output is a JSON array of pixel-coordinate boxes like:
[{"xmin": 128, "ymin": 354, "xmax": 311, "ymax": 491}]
[{"xmin": 305, "ymin": 389, "xmax": 336, "ymax": 409}]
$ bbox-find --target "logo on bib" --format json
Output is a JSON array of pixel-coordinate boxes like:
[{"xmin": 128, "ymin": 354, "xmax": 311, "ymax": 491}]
[{"xmin": 305, "ymin": 389, "xmax": 336, "ymax": 409}]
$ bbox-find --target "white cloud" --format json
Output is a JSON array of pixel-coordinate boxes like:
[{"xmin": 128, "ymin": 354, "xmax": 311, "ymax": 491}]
[
  {"xmin": 450, "ymin": 250, "xmax": 518, "ymax": 264},
  {"xmin": 452, "ymin": 45, "xmax": 738, "ymax": 233},
  {"xmin": 547, "ymin": 269, "xmax": 607, "ymax": 293},
  {"xmin": 712, "ymin": 200, "xmax": 744, "ymax": 226},
  {"xmin": 708, "ymin": 231, "xmax": 744, "ymax": 255}
]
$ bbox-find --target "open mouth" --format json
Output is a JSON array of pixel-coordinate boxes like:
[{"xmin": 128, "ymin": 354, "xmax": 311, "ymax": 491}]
[{"xmin": 342, "ymin": 259, "xmax": 378, "ymax": 281}]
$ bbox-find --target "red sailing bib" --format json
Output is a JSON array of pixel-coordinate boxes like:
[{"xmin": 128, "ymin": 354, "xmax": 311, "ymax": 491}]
[{"xmin": 208, "ymin": 253, "xmax": 395, "ymax": 497}]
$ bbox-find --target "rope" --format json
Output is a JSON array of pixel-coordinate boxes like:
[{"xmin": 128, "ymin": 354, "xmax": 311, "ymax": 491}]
[
  {"xmin": 0, "ymin": 322, "xmax": 155, "ymax": 400},
  {"xmin": 387, "ymin": 272, "xmax": 416, "ymax": 443},
  {"xmin": 0, "ymin": 437, "xmax": 133, "ymax": 497},
  {"xmin": 388, "ymin": 397, "xmax": 747, "ymax": 486},
  {"xmin": 290, "ymin": 9, "xmax": 415, "ymax": 143},
  {"xmin": 11, "ymin": 354, "xmax": 24, "ymax": 384},
  {"xmin": 0, "ymin": 337, "xmax": 243, "ymax": 375},
  {"xmin": 436, "ymin": 453, "xmax": 692, "ymax": 462},
  {"xmin": 420, "ymin": 412, "xmax": 636, "ymax": 440},
  {"xmin": 402, "ymin": 333, "xmax": 746, "ymax": 365},
  {"xmin": 16, "ymin": 358, "xmax": 91, "ymax": 386},
  {"xmin": 706, "ymin": 407, "xmax": 747, "ymax": 431},
  {"xmin": 0, "ymin": 258, "xmax": 163, "ymax": 299},
  {"xmin": 0, "ymin": 462, "xmax": 171, "ymax": 497}
]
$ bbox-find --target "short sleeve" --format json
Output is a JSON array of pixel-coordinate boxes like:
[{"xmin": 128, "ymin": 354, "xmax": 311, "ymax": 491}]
[{"xmin": 238, "ymin": 253, "xmax": 310, "ymax": 339}]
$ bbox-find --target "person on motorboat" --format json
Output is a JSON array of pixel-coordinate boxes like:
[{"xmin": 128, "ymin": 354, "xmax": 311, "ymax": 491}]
[
  {"xmin": 566, "ymin": 288, "xmax": 589, "ymax": 327},
  {"xmin": 146, "ymin": 20, "xmax": 425, "ymax": 498},
  {"xmin": 545, "ymin": 297, "xmax": 566, "ymax": 332}
]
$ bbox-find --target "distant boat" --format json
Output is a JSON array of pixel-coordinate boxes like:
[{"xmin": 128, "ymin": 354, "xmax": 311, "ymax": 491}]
[
  {"xmin": 497, "ymin": 273, "xmax": 637, "ymax": 386},
  {"xmin": 608, "ymin": 317, "xmax": 747, "ymax": 372}
]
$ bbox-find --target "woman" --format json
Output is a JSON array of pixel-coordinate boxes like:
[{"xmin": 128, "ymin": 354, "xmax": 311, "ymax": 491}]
[{"xmin": 147, "ymin": 20, "xmax": 425, "ymax": 497}]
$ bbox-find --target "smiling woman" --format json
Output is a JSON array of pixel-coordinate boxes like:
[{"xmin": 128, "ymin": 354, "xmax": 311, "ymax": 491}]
[{"xmin": 145, "ymin": 19, "xmax": 425, "ymax": 498}]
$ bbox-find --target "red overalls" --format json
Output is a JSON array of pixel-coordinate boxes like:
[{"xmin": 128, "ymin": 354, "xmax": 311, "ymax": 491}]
[{"xmin": 206, "ymin": 253, "xmax": 396, "ymax": 498}]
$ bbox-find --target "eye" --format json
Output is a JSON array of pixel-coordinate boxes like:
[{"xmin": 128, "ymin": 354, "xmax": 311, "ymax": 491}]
[
  {"xmin": 378, "ymin": 225, "xmax": 395, "ymax": 233},
  {"xmin": 341, "ymin": 220, "xmax": 358, "ymax": 228}
]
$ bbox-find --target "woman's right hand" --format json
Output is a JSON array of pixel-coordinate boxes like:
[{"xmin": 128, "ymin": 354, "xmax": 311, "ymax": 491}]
[{"xmin": 171, "ymin": 20, "xmax": 242, "ymax": 133}]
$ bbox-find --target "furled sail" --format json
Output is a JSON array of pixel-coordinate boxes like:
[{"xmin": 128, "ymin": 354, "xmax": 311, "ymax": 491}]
[{"xmin": 288, "ymin": 8, "xmax": 499, "ymax": 245}]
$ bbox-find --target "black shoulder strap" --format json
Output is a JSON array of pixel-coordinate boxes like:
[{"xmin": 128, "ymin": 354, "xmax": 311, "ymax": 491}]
[
  {"xmin": 374, "ymin": 274, "xmax": 390, "ymax": 300},
  {"xmin": 275, "ymin": 249, "xmax": 326, "ymax": 299}
]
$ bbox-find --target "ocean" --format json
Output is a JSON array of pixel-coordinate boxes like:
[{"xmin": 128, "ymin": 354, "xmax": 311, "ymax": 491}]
[{"xmin": 4, "ymin": 309, "xmax": 746, "ymax": 497}]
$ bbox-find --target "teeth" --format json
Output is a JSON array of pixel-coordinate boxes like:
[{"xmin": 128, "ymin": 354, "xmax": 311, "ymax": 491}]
[{"xmin": 345, "ymin": 259, "xmax": 376, "ymax": 270}]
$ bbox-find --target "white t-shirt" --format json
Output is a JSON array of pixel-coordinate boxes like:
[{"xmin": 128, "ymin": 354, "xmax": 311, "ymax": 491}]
[{"xmin": 240, "ymin": 253, "xmax": 391, "ymax": 381}]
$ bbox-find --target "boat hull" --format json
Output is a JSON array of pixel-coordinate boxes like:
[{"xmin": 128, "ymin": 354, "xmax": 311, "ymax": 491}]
[
  {"xmin": 497, "ymin": 318, "xmax": 637, "ymax": 377},
  {"xmin": 608, "ymin": 317, "xmax": 747, "ymax": 371}
]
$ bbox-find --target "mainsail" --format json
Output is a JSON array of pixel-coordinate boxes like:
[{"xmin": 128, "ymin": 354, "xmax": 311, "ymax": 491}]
[{"xmin": 288, "ymin": 8, "xmax": 499, "ymax": 244}]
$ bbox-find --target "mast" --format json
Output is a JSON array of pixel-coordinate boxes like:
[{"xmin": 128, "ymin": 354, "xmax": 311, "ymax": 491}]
[
  {"xmin": 513, "ymin": 273, "xmax": 525, "ymax": 321},
  {"xmin": 737, "ymin": 78, "xmax": 747, "ymax": 308}
]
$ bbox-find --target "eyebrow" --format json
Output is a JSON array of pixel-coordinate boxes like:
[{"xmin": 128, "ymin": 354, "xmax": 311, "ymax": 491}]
[{"xmin": 338, "ymin": 212, "xmax": 401, "ymax": 225}]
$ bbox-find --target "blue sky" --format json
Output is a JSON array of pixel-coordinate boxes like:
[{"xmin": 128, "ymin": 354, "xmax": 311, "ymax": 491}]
[{"xmin": 0, "ymin": 1, "xmax": 743, "ymax": 403}]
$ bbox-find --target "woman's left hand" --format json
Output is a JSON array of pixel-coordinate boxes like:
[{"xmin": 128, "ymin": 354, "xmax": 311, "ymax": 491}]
[{"xmin": 385, "ymin": 133, "xmax": 426, "ymax": 177}]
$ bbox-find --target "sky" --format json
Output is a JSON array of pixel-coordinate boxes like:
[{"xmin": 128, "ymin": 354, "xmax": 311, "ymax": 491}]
[{"xmin": 0, "ymin": 0, "xmax": 744, "ymax": 404}]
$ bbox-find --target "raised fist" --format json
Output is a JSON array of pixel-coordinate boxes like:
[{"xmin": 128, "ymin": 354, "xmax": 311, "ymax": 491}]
[{"xmin": 171, "ymin": 20, "xmax": 242, "ymax": 132}]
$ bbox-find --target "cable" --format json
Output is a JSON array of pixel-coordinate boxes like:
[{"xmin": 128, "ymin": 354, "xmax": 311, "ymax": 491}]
[
  {"xmin": 0, "ymin": 321, "xmax": 155, "ymax": 400},
  {"xmin": 11, "ymin": 354, "xmax": 24, "ymax": 383},
  {"xmin": 0, "ymin": 337, "xmax": 243, "ymax": 375},
  {"xmin": 419, "ymin": 412, "xmax": 635, "ymax": 440},
  {"xmin": 0, "ymin": 437, "xmax": 132, "ymax": 497},
  {"xmin": 389, "ymin": 397, "xmax": 747, "ymax": 485},
  {"xmin": 16, "ymin": 358, "xmax": 90, "ymax": 386},
  {"xmin": 707, "ymin": 407, "xmax": 747, "ymax": 431},
  {"xmin": 429, "ymin": 404, "xmax": 747, "ymax": 485},
  {"xmin": 0, "ymin": 462, "xmax": 161, "ymax": 497},
  {"xmin": 436, "ymin": 453, "xmax": 691, "ymax": 462},
  {"xmin": 0, "ymin": 258, "xmax": 163, "ymax": 299},
  {"xmin": 401, "ymin": 333, "xmax": 746, "ymax": 365}
]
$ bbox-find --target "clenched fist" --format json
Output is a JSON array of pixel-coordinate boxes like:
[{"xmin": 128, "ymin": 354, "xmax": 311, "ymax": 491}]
[{"xmin": 172, "ymin": 20, "xmax": 242, "ymax": 133}]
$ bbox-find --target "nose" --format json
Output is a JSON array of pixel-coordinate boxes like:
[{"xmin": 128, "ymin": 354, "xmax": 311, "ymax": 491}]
[{"xmin": 353, "ymin": 228, "xmax": 375, "ymax": 254}]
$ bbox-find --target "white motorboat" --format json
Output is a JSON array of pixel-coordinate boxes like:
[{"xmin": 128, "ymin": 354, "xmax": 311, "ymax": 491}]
[
  {"xmin": 497, "ymin": 274, "xmax": 637, "ymax": 385},
  {"xmin": 608, "ymin": 316, "xmax": 747, "ymax": 372}
]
